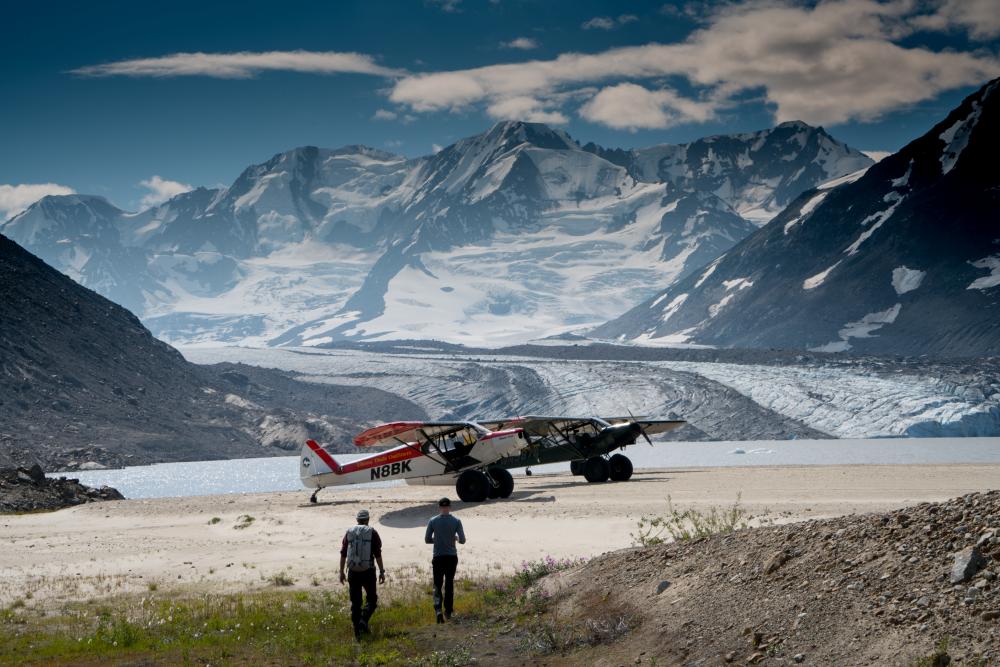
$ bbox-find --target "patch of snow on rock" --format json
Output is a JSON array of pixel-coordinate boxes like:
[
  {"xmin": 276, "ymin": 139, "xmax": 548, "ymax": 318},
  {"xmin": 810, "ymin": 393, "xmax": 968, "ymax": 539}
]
[
  {"xmin": 940, "ymin": 99, "xmax": 983, "ymax": 175},
  {"xmin": 968, "ymin": 255, "xmax": 1000, "ymax": 290},
  {"xmin": 844, "ymin": 193, "xmax": 904, "ymax": 256},
  {"xmin": 810, "ymin": 304, "xmax": 902, "ymax": 352},
  {"xmin": 803, "ymin": 261, "xmax": 840, "ymax": 290},
  {"xmin": 784, "ymin": 190, "xmax": 829, "ymax": 234},
  {"xmin": 660, "ymin": 293, "xmax": 688, "ymax": 323},
  {"xmin": 722, "ymin": 278, "xmax": 753, "ymax": 291},
  {"xmin": 695, "ymin": 258, "xmax": 721, "ymax": 287},
  {"xmin": 892, "ymin": 266, "xmax": 926, "ymax": 295}
]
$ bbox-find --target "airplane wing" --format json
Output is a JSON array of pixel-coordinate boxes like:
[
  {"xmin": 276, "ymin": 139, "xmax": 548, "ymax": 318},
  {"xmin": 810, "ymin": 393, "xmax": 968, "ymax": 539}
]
[
  {"xmin": 488, "ymin": 416, "xmax": 606, "ymax": 437},
  {"xmin": 481, "ymin": 415, "xmax": 686, "ymax": 439},
  {"xmin": 598, "ymin": 417, "xmax": 685, "ymax": 434},
  {"xmin": 631, "ymin": 419, "xmax": 686, "ymax": 436},
  {"xmin": 353, "ymin": 421, "xmax": 481, "ymax": 447}
]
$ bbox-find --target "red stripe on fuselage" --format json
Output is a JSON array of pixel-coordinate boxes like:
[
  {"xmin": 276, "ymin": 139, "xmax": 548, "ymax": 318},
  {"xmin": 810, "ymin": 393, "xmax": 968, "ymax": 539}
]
[
  {"xmin": 339, "ymin": 445, "xmax": 424, "ymax": 474},
  {"xmin": 306, "ymin": 440, "xmax": 341, "ymax": 474}
]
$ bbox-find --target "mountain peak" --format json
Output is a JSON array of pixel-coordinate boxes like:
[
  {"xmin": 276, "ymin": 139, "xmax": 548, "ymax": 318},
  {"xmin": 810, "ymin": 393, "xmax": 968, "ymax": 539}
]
[
  {"xmin": 23, "ymin": 194, "xmax": 124, "ymax": 221},
  {"xmin": 483, "ymin": 120, "xmax": 577, "ymax": 151},
  {"xmin": 775, "ymin": 120, "xmax": 815, "ymax": 131}
]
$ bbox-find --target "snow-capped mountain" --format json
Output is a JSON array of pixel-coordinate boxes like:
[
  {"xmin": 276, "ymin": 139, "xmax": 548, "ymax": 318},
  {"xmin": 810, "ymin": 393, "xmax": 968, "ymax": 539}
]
[
  {"xmin": 2, "ymin": 120, "xmax": 870, "ymax": 347},
  {"xmin": 582, "ymin": 121, "xmax": 873, "ymax": 225},
  {"xmin": 594, "ymin": 78, "xmax": 1000, "ymax": 357}
]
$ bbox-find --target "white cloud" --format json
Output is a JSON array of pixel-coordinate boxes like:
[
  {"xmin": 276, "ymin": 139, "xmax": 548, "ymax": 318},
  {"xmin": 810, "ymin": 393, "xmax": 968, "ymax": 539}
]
[
  {"xmin": 389, "ymin": 0, "xmax": 998, "ymax": 128},
  {"xmin": 501, "ymin": 37, "xmax": 540, "ymax": 50},
  {"xmin": 913, "ymin": 0, "xmax": 1000, "ymax": 41},
  {"xmin": 373, "ymin": 108, "xmax": 398, "ymax": 120},
  {"xmin": 139, "ymin": 176, "xmax": 193, "ymax": 208},
  {"xmin": 579, "ymin": 82, "xmax": 716, "ymax": 130},
  {"xmin": 486, "ymin": 96, "xmax": 569, "ymax": 124},
  {"xmin": 0, "ymin": 183, "xmax": 76, "ymax": 221},
  {"xmin": 582, "ymin": 14, "xmax": 638, "ymax": 30},
  {"xmin": 582, "ymin": 17, "xmax": 616, "ymax": 30},
  {"xmin": 72, "ymin": 50, "xmax": 403, "ymax": 79}
]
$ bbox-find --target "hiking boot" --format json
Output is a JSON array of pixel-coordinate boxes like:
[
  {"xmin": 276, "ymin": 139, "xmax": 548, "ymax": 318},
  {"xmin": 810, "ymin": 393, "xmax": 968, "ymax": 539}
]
[
  {"xmin": 436, "ymin": 612, "xmax": 445, "ymax": 624},
  {"xmin": 358, "ymin": 620, "xmax": 370, "ymax": 635}
]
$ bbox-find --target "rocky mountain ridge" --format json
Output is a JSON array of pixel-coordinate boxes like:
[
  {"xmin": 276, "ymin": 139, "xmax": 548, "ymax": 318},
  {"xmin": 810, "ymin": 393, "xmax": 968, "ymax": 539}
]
[
  {"xmin": 595, "ymin": 78, "xmax": 1000, "ymax": 357},
  {"xmin": 2, "ymin": 120, "xmax": 871, "ymax": 347}
]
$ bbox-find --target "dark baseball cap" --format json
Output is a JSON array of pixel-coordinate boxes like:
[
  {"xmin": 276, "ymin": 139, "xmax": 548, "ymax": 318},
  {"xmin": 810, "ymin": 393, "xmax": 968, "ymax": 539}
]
[{"xmin": 438, "ymin": 497, "xmax": 451, "ymax": 507}]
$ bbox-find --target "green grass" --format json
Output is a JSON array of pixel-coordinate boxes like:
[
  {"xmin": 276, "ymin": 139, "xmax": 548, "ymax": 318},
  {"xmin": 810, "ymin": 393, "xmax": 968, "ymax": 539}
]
[
  {"xmin": 0, "ymin": 558, "xmax": 609, "ymax": 666},
  {"xmin": 0, "ymin": 580, "xmax": 489, "ymax": 666}
]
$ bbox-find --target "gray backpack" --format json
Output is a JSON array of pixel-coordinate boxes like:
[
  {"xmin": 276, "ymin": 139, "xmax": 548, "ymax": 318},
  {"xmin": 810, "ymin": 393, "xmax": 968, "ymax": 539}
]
[{"xmin": 346, "ymin": 525, "xmax": 374, "ymax": 572}]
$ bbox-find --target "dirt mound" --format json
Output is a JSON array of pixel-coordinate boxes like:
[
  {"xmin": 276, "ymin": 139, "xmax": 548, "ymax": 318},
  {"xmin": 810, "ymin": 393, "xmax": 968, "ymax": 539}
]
[
  {"xmin": 0, "ymin": 464, "xmax": 124, "ymax": 513},
  {"xmin": 543, "ymin": 491, "xmax": 1000, "ymax": 666}
]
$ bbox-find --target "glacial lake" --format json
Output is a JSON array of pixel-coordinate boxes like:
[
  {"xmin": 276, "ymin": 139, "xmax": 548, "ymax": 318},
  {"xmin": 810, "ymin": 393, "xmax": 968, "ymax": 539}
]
[{"xmin": 49, "ymin": 437, "xmax": 1000, "ymax": 500}]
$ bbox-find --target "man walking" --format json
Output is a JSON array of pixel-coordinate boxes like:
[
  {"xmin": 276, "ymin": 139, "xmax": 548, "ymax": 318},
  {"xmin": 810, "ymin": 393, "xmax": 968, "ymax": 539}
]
[
  {"xmin": 340, "ymin": 509, "xmax": 385, "ymax": 639},
  {"xmin": 424, "ymin": 497, "xmax": 466, "ymax": 623}
]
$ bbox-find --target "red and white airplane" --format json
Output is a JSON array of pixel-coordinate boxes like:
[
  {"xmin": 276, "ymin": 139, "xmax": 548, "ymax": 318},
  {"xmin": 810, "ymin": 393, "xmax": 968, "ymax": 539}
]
[
  {"xmin": 300, "ymin": 414, "xmax": 685, "ymax": 503},
  {"xmin": 300, "ymin": 420, "xmax": 528, "ymax": 503}
]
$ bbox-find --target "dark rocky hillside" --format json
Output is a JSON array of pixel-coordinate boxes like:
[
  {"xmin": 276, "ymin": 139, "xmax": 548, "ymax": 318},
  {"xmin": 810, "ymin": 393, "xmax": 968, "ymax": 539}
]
[{"xmin": 0, "ymin": 233, "xmax": 424, "ymax": 470}]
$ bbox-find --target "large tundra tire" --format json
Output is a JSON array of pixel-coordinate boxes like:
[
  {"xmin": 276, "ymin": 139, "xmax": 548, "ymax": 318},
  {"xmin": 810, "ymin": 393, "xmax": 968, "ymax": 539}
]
[
  {"xmin": 456, "ymin": 470, "xmax": 490, "ymax": 502},
  {"xmin": 608, "ymin": 454, "xmax": 634, "ymax": 481},
  {"xmin": 583, "ymin": 456, "xmax": 611, "ymax": 483}
]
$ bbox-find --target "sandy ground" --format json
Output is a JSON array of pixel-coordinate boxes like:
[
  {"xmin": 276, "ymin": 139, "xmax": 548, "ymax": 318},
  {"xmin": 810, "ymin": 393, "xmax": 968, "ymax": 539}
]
[{"xmin": 2, "ymin": 464, "xmax": 999, "ymax": 607}]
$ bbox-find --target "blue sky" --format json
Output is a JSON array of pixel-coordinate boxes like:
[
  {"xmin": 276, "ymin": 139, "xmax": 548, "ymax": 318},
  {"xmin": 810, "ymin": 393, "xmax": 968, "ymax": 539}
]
[{"xmin": 1, "ymin": 0, "xmax": 997, "ymax": 215}]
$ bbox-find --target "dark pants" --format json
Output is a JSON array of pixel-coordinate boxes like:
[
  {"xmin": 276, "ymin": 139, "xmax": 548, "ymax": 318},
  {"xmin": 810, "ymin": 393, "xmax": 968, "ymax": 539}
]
[
  {"xmin": 432, "ymin": 555, "xmax": 458, "ymax": 615},
  {"xmin": 348, "ymin": 569, "xmax": 377, "ymax": 631}
]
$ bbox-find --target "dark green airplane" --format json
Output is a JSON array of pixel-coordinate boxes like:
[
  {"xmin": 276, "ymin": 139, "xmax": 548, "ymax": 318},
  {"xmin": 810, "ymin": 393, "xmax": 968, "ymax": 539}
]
[{"xmin": 478, "ymin": 415, "xmax": 686, "ymax": 484}]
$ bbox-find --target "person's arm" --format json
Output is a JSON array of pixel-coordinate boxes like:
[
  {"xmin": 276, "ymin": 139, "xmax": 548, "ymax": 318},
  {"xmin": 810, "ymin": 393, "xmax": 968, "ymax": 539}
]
[
  {"xmin": 425, "ymin": 518, "xmax": 435, "ymax": 544},
  {"xmin": 373, "ymin": 531, "xmax": 386, "ymax": 583},
  {"xmin": 339, "ymin": 533, "xmax": 348, "ymax": 584},
  {"xmin": 456, "ymin": 518, "xmax": 466, "ymax": 545}
]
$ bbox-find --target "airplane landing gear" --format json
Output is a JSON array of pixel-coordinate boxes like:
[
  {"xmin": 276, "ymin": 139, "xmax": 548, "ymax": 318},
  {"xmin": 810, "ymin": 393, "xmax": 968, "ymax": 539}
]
[
  {"xmin": 608, "ymin": 454, "xmax": 634, "ymax": 481},
  {"xmin": 309, "ymin": 489, "xmax": 320, "ymax": 504},
  {"xmin": 486, "ymin": 468, "xmax": 515, "ymax": 499},
  {"xmin": 582, "ymin": 456, "xmax": 610, "ymax": 483},
  {"xmin": 570, "ymin": 460, "xmax": 583, "ymax": 476},
  {"xmin": 456, "ymin": 469, "xmax": 491, "ymax": 502}
]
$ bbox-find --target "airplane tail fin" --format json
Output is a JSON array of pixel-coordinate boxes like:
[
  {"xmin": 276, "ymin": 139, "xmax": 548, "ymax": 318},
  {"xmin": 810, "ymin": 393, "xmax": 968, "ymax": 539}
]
[{"xmin": 300, "ymin": 439, "xmax": 342, "ymax": 486}]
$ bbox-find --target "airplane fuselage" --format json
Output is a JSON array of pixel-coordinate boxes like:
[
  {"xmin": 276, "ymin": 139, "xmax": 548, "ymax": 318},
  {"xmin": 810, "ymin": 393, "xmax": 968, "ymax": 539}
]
[
  {"xmin": 493, "ymin": 422, "xmax": 642, "ymax": 469},
  {"xmin": 300, "ymin": 428, "xmax": 526, "ymax": 489}
]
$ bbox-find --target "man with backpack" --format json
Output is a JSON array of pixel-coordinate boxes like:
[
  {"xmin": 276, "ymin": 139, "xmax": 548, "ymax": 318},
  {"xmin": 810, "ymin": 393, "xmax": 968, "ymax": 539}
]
[
  {"xmin": 340, "ymin": 509, "xmax": 385, "ymax": 639},
  {"xmin": 424, "ymin": 497, "xmax": 466, "ymax": 623}
]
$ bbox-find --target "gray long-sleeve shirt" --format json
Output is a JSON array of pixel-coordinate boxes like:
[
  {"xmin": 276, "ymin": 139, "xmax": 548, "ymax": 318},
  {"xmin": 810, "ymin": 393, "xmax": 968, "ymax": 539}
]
[{"xmin": 425, "ymin": 513, "xmax": 466, "ymax": 557}]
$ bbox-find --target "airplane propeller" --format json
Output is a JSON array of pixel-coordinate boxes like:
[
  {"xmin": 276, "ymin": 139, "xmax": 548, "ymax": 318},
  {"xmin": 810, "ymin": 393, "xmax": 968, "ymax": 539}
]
[{"xmin": 627, "ymin": 408, "xmax": 654, "ymax": 446}]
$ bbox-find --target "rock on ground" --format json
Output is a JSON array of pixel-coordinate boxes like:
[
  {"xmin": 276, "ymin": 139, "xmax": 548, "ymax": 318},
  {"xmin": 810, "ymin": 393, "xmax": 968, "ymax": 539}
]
[{"xmin": 0, "ymin": 464, "xmax": 124, "ymax": 513}]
